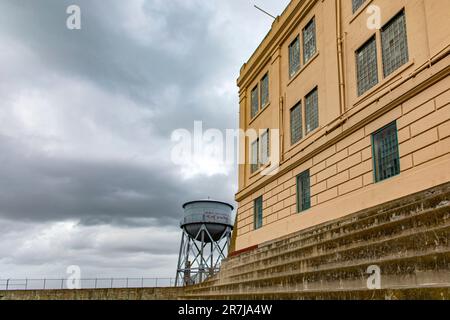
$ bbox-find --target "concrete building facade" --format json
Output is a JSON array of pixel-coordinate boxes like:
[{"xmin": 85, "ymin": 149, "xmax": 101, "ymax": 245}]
[{"xmin": 234, "ymin": 0, "xmax": 450, "ymax": 252}]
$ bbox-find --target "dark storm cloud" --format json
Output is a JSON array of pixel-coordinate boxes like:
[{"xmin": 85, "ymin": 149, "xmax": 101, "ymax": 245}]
[
  {"xmin": 0, "ymin": 0, "xmax": 236, "ymax": 226},
  {"xmin": 0, "ymin": 133, "xmax": 235, "ymax": 226},
  {"xmin": 0, "ymin": 0, "xmax": 234, "ymax": 129},
  {"xmin": 0, "ymin": 0, "xmax": 289, "ymax": 277}
]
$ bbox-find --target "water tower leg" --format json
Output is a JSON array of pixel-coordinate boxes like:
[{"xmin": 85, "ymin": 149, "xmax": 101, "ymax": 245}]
[
  {"xmin": 210, "ymin": 241, "xmax": 214, "ymax": 276},
  {"xmin": 175, "ymin": 231, "xmax": 185, "ymax": 286},
  {"xmin": 199, "ymin": 228, "xmax": 205, "ymax": 283}
]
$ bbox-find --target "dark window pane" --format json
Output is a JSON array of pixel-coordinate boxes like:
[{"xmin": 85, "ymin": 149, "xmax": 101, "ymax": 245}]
[
  {"xmin": 251, "ymin": 139, "xmax": 259, "ymax": 173},
  {"xmin": 305, "ymin": 87, "xmax": 319, "ymax": 134},
  {"xmin": 251, "ymin": 85, "xmax": 259, "ymax": 118},
  {"xmin": 352, "ymin": 0, "xmax": 366, "ymax": 14},
  {"xmin": 289, "ymin": 37, "xmax": 300, "ymax": 77},
  {"xmin": 261, "ymin": 73, "xmax": 269, "ymax": 108},
  {"xmin": 303, "ymin": 18, "xmax": 316, "ymax": 64},
  {"xmin": 356, "ymin": 37, "xmax": 378, "ymax": 96},
  {"xmin": 297, "ymin": 170, "xmax": 311, "ymax": 212},
  {"xmin": 290, "ymin": 102, "xmax": 303, "ymax": 145},
  {"xmin": 382, "ymin": 11, "xmax": 409, "ymax": 77},
  {"xmin": 372, "ymin": 122, "xmax": 400, "ymax": 182},
  {"xmin": 261, "ymin": 129, "xmax": 269, "ymax": 165},
  {"xmin": 254, "ymin": 196, "xmax": 263, "ymax": 229}
]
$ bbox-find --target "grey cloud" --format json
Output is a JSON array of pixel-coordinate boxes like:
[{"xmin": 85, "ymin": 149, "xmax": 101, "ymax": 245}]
[{"xmin": 0, "ymin": 0, "xmax": 289, "ymax": 277}]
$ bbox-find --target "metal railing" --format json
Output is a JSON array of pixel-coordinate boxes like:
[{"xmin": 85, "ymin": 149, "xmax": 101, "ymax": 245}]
[{"xmin": 0, "ymin": 277, "xmax": 175, "ymax": 291}]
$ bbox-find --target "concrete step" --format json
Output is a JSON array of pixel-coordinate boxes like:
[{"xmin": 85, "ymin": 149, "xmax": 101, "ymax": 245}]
[
  {"xmin": 183, "ymin": 183, "xmax": 450, "ymax": 299},
  {"xmin": 222, "ymin": 206, "xmax": 450, "ymax": 280},
  {"xmin": 224, "ymin": 188, "xmax": 450, "ymax": 271}
]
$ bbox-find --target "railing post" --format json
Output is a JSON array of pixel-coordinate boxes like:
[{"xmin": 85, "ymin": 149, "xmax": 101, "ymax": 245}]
[
  {"xmin": 61, "ymin": 279, "xmax": 64, "ymax": 289},
  {"xmin": 155, "ymin": 278, "xmax": 158, "ymax": 287},
  {"xmin": 94, "ymin": 278, "xmax": 98, "ymax": 289},
  {"xmin": 141, "ymin": 277, "xmax": 144, "ymax": 288},
  {"xmin": 43, "ymin": 278, "xmax": 46, "ymax": 290},
  {"xmin": 25, "ymin": 278, "xmax": 28, "ymax": 290},
  {"xmin": 110, "ymin": 278, "xmax": 113, "ymax": 288},
  {"xmin": 126, "ymin": 278, "xmax": 129, "ymax": 288},
  {"xmin": 6, "ymin": 279, "xmax": 9, "ymax": 290}
]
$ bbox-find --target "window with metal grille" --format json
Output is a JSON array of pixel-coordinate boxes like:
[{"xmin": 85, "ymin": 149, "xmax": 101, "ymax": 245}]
[
  {"xmin": 297, "ymin": 170, "xmax": 311, "ymax": 212},
  {"xmin": 260, "ymin": 73, "xmax": 269, "ymax": 108},
  {"xmin": 305, "ymin": 87, "xmax": 319, "ymax": 134},
  {"xmin": 251, "ymin": 139, "xmax": 259, "ymax": 173},
  {"xmin": 289, "ymin": 36, "xmax": 300, "ymax": 77},
  {"xmin": 260, "ymin": 129, "xmax": 269, "ymax": 165},
  {"xmin": 303, "ymin": 18, "xmax": 316, "ymax": 64},
  {"xmin": 290, "ymin": 102, "xmax": 303, "ymax": 145},
  {"xmin": 356, "ymin": 37, "xmax": 378, "ymax": 96},
  {"xmin": 254, "ymin": 196, "xmax": 263, "ymax": 230},
  {"xmin": 251, "ymin": 85, "xmax": 259, "ymax": 118},
  {"xmin": 381, "ymin": 10, "xmax": 409, "ymax": 77},
  {"xmin": 352, "ymin": 0, "xmax": 366, "ymax": 14},
  {"xmin": 372, "ymin": 122, "xmax": 400, "ymax": 182}
]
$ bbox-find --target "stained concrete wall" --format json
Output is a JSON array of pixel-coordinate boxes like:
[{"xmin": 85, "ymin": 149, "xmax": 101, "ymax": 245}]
[{"xmin": 0, "ymin": 287, "xmax": 184, "ymax": 300}]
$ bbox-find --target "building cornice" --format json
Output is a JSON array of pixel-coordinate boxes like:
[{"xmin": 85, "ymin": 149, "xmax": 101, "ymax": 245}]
[{"xmin": 237, "ymin": 0, "xmax": 319, "ymax": 91}]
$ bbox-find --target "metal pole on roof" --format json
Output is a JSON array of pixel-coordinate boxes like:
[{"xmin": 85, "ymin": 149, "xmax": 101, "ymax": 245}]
[{"xmin": 254, "ymin": 5, "xmax": 276, "ymax": 20}]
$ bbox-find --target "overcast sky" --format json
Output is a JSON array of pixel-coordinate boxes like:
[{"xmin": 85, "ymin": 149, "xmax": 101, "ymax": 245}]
[{"xmin": 0, "ymin": 0, "xmax": 290, "ymax": 281}]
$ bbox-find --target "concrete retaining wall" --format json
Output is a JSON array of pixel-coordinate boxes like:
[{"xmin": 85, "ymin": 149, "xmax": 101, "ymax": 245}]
[{"xmin": 0, "ymin": 287, "xmax": 184, "ymax": 300}]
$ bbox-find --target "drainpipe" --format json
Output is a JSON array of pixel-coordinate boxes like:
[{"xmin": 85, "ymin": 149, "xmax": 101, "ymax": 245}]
[{"xmin": 336, "ymin": 0, "xmax": 346, "ymax": 116}]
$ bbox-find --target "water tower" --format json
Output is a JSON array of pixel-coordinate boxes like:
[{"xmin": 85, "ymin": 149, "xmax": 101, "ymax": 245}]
[{"xmin": 175, "ymin": 200, "xmax": 234, "ymax": 286}]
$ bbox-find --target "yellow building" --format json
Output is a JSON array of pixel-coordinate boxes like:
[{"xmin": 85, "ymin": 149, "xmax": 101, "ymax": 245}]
[{"xmin": 234, "ymin": 0, "xmax": 450, "ymax": 252}]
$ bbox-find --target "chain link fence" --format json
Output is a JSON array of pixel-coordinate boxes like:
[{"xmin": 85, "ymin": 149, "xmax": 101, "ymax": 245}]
[{"xmin": 0, "ymin": 278, "xmax": 175, "ymax": 290}]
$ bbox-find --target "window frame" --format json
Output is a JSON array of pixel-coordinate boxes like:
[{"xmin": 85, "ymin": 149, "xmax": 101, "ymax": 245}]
[
  {"xmin": 381, "ymin": 10, "xmax": 409, "ymax": 78},
  {"xmin": 355, "ymin": 35, "xmax": 379, "ymax": 97},
  {"xmin": 250, "ymin": 85, "xmax": 259, "ymax": 119},
  {"xmin": 302, "ymin": 17, "xmax": 317, "ymax": 65},
  {"xmin": 254, "ymin": 196, "xmax": 263, "ymax": 230},
  {"xmin": 260, "ymin": 72, "xmax": 269, "ymax": 109},
  {"xmin": 250, "ymin": 138, "xmax": 259, "ymax": 174},
  {"xmin": 290, "ymin": 101, "xmax": 303, "ymax": 146},
  {"xmin": 297, "ymin": 170, "xmax": 311, "ymax": 213},
  {"xmin": 371, "ymin": 121, "xmax": 401, "ymax": 183},
  {"xmin": 352, "ymin": 0, "xmax": 367, "ymax": 14},
  {"xmin": 260, "ymin": 129, "xmax": 270, "ymax": 165},
  {"xmin": 305, "ymin": 87, "xmax": 319, "ymax": 135},
  {"xmin": 289, "ymin": 36, "xmax": 301, "ymax": 78}
]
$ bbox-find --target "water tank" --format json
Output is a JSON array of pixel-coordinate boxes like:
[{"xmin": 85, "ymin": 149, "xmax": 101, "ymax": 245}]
[{"xmin": 181, "ymin": 200, "xmax": 234, "ymax": 242}]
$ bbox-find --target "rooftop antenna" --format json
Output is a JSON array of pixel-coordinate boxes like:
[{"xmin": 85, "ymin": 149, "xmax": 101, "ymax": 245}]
[{"xmin": 254, "ymin": 5, "xmax": 276, "ymax": 20}]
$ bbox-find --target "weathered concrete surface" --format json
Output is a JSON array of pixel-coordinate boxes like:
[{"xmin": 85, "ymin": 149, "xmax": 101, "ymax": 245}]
[
  {"xmin": 183, "ymin": 182, "xmax": 450, "ymax": 300},
  {"xmin": 0, "ymin": 287, "xmax": 184, "ymax": 300}
]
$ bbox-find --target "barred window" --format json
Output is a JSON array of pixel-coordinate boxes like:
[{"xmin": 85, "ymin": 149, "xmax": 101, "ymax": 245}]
[
  {"xmin": 372, "ymin": 122, "xmax": 400, "ymax": 182},
  {"xmin": 381, "ymin": 11, "xmax": 409, "ymax": 77},
  {"xmin": 290, "ymin": 102, "xmax": 303, "ymax": 145},
  {"xmin": 352, "ymin": 0, "xmax": 366, "ymax": 14},
  {"xmin": 260, "ymin": 129, "xmax": 270, "ymax": 165},
  {"xmin": 303, "ymin": 18, "xmax": 316, "ymax": 64},
  {"xmin": 251, "ymin": 85, "xmax": 259, "ymax": 118},
  {"xmin": 297, "ymin": 170, "xmax": 311, "ymax": 212},
  {"xmin": 289, "ymin": 36, "xmax": 300, "ymax": 77},
  {"xmin": 356, "ymin": 37, "xmax": 378, "ymax": 96},
  {"xmin": 254, "ymin": 196, "xmax": 263, "ymax": 230},
  {"xmin": 260, "ymin": 73, "xmax": 269, "ymax": 108},
  {"xmin": 305, "ymin": 87, "xmax": 319, "ymax": 134},
  {"xmin": 251, "ymin": 139, "xmax": 259, "ymax": 173}
]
